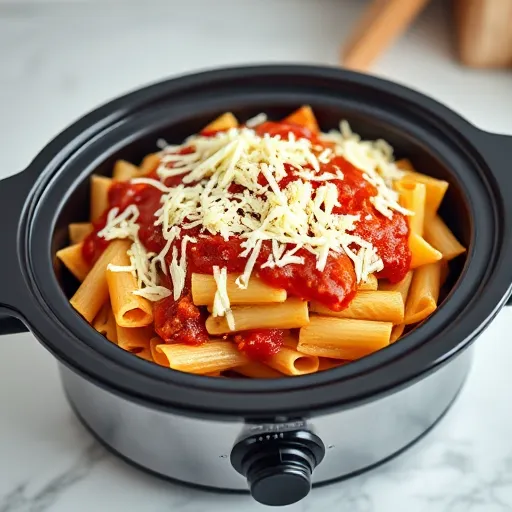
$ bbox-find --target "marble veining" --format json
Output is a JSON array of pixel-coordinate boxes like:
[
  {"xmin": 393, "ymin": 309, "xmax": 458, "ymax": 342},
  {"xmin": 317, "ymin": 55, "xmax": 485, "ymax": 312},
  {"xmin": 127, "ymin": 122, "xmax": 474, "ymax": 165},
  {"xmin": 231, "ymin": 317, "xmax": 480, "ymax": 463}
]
[
  {"xmin": 0, "ymin": 444, "xmax": 107, "ymax": 512},
  {"xmin": 1, "ymin": 0, "xmax": 512, "ymax": 511}
]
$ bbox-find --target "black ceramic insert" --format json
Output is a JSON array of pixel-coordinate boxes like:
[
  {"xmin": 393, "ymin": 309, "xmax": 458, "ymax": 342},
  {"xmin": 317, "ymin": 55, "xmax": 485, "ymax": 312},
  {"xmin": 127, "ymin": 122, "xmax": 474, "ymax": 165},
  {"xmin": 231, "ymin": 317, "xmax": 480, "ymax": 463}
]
[{"xmin": 0, "ymin": 65, "xmax": 511, "ymax": 419}]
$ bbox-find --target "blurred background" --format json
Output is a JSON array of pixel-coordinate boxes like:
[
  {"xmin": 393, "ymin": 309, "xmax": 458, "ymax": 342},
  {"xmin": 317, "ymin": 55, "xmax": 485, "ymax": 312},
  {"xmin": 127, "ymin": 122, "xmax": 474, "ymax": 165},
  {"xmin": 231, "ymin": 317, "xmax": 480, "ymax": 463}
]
[{"xmin": 1, "ymin": 0, "xmax": 511, "ymax": 178}]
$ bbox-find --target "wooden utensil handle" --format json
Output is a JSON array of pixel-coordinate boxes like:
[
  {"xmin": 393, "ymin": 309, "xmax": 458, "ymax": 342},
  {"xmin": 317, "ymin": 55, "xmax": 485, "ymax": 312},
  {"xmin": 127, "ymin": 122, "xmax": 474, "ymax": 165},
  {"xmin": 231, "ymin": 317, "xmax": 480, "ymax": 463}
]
[{"xmin": 341, "ymin": 0, "xmax": 431, "ymax": 71}]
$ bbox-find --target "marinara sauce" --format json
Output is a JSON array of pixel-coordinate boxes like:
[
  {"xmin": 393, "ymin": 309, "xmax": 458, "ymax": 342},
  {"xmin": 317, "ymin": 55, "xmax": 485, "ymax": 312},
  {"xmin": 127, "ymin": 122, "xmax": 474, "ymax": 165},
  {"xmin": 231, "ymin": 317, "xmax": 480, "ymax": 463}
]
[{"xmin": 82, "ymin": 121, "xmax": 410, "ymax": 359}]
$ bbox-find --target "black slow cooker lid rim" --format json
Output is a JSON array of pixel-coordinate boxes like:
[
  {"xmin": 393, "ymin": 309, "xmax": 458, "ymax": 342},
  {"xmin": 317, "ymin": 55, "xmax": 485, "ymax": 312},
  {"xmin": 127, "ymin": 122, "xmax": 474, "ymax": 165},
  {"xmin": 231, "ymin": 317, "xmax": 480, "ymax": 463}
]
[
  {"xmin": 24, "ymin": 64, "xmax": 479, "ymax": 177},
  {"xmin": 15, "ymin": 64, "xmax": 512, "ymax": 417}
]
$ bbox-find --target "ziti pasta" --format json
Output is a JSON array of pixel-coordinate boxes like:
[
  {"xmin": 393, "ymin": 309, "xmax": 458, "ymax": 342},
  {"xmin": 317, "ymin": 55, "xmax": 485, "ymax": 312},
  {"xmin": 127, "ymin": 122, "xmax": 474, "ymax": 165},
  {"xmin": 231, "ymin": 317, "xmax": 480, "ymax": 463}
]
[{"xmin": 59, "ymin": 106, "xmax": 466, "ymax": 377}]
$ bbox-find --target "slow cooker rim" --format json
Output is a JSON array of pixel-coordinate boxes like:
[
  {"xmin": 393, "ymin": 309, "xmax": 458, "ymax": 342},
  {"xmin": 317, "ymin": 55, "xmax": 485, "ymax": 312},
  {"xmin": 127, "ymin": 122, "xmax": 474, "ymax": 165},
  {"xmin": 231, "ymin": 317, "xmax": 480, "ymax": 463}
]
[{"xmin": 12, "ymin": 64, "xmax": 512, "ymax": 418}]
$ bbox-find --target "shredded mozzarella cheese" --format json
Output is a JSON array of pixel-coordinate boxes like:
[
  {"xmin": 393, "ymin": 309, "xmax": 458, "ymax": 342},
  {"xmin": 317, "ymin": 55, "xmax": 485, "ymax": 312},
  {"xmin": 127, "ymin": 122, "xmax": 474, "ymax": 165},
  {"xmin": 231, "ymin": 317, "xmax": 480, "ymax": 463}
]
[
  {"xmin": 98, "ymin": 118, "xmax": 411, "ymax": 302},
  {"xmin": 245, "ymin": 113, "xmax": 267, "ymax": 128},
  {"xmin": 320, "ymin": 121, "xmax": 410, "ymax": 219}
]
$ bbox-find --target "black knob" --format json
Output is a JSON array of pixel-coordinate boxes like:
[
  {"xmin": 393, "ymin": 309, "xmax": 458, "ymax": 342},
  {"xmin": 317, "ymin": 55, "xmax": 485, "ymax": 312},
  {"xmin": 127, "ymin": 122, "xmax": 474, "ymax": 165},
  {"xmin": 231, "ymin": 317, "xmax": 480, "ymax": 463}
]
[{"xmin": 231, "ymin": 430, "xmax": 325, "ymax": 506}]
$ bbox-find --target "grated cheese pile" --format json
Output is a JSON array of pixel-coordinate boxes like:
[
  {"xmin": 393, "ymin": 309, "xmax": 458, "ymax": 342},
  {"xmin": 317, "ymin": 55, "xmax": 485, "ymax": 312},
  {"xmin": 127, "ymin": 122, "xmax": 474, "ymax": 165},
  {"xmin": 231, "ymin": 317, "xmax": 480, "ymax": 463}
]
[
  {"xmin": 101, "ymin": 117, "xmax": 411, "ymax": 326},
  {"xmin": 320, "ymin": 121, "xmax": 409, "ymax": 219}
]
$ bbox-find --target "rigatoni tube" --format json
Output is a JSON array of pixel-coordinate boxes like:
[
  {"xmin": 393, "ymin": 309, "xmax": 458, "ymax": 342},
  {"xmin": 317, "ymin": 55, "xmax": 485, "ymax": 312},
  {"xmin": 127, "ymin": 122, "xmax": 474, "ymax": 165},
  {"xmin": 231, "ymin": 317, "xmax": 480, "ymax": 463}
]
[
  {"xmin": 202, "ymin": 112, "xmax": 239, "ymax": 132},
  {"xmin": 310, "ymin": 291, "xmax": 404, "ymax": 324},
  {"xmin": 191, "ymin": 273, "xmax": 286, "ymax": 305},
  {"xmin": 56, "ymin": 243, "xmax": 90, "ymax": 282},
  {"xmin": 396, "ymin": 179, "xmax": 426, "ymax": 236},
  {"xmin": 424, "ymin": 214, "xmax": 466, "ymax": 261},
  {"xmin": 106, "ymin": 242, "xmax": 153, "ymax": 328},
  {"xmin": 156, "ymin": 341, "xmax": 248, "ymax": 374},
  {"xmin": 92, "ymin": 302, "xmax": 117, "ymax": 343},
  {"xmin": 205, "ymin": 298, "xmax": 309, "ymax": 334},
  {"xmin": 265, "ymin": 338, "xmax": 319, "ymax": 376},
  {"xmin": 298, "ymin": 316, "xmax": 392, "ymax": 360},
  {"xmin": 112, "ymin": 160, "xmax": 140, "ymax": 181},
  {"xmin": 409, "ymin": 233, "xmax": 442, "ymax": 268},
  {"xmin": 357, "ymin": 273, "xmax": 378, "ymax": 291},
  {"xmin": 90, "ymin": 175, "xmax": 112, "ymax": 222},
  {"xmin": 404, "ymin": 261, "xmax": 442, "ymax": 325},
  {"xmin": 70, "ymin": 239, "xmax": 127, "ymax": 323},
  {"xmin": 234, "ymin": 362, "xmax": 283, "ymax": 379},
  {"xmin": 68, "ymin": 222, "xmax": 93, "ymax": 245},
  {"xmin": 116, "ymin": 325, "xmax": 153, "ymax": 353}
]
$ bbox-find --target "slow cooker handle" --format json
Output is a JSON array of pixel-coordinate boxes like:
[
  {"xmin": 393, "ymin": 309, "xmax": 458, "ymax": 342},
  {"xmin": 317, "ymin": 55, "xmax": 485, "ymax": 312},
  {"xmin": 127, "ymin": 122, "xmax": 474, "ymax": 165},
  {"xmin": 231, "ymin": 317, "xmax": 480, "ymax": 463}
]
[
  {"xmin": 499, "ymin": 133, "xmax": 512, "ymax": 308},
  {"xmin": 0, "ymin": 170, "xmax": 32, "ymax": 335},
  {"xmin": 0, "ymin": 315, "xmax": 28, "ymax": 335},
  {"xmin": 476, "ymin": 131, "xmax": 512, "ymax": 306}
]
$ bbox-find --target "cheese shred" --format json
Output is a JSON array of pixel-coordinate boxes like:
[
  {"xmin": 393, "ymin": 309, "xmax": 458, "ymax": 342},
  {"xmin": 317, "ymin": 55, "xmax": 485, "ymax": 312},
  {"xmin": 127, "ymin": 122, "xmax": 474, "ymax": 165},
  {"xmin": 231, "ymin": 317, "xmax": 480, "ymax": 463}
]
[{"xmin": 212, "ymin": 266, "xmax": 235, "ymax": 330}]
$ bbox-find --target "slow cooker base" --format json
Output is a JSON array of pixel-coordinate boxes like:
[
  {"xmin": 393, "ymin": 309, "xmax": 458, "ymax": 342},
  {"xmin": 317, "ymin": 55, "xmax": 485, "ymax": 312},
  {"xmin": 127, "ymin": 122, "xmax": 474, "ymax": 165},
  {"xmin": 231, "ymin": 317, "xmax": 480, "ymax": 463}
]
[
  {"xmin": 65, "ymin": 377, "xmax": 467, "ymax": 495},
  {"xmin": 60, "ymin": 346, "xmax": 473, "ymax": 492}
]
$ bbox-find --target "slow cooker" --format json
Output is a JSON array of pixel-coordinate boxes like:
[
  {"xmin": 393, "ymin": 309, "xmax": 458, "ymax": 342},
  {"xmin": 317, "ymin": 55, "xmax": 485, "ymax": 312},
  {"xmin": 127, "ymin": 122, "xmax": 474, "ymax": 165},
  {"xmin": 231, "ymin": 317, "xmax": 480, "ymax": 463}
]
[{"xmin": 1, "ymin": 65, "xmax": 511, "ymax": 507}]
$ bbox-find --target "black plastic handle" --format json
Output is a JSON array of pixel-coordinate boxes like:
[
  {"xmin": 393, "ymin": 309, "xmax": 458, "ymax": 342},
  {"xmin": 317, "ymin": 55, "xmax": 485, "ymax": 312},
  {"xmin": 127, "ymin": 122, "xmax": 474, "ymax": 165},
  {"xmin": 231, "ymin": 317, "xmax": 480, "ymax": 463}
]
[
  {"xmin": 475, "ymin": 131, "xmax": 512, "ymax": 306},
  {"xmin": 0, "ymin": 314, "xmax": 28, "ymax": 335},
  {"xmin": 0, "ymin": 171, "xmax": 31, "ymax": 335},
  {"xmin": 489, "ymin": 133, "xmax": 512, "ymax": 307}
]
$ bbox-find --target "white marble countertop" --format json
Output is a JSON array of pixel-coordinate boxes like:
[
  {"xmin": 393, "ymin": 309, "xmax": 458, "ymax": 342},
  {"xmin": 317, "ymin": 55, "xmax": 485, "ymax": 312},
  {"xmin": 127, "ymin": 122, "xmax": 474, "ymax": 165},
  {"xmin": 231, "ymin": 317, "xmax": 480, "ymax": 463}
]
[{"xmin": 1, "ymin": 1, "xmax": 512, "ymax": 511}]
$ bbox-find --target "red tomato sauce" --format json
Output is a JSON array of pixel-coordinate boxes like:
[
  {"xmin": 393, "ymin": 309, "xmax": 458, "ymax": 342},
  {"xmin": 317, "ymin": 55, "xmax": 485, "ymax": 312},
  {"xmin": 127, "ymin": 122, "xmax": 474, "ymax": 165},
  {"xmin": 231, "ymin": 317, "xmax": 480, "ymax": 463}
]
[
  {"xmin": 255, "ymin": 121, "xmax": 320, "ymax": 143},
  {"xmin": 153, "ymin": 293, "xmax": 209, "ymax": 345},
  {"xmin": 82, "ymin": 121, "xmax": 410, "ymax": 360},
  {"xmin": 235, "ymin": 329, "xmax": 285, "ymax": 360},
  {"xmin": 327, "ymin": 156, "xmax": 410, "ymax": 283}
]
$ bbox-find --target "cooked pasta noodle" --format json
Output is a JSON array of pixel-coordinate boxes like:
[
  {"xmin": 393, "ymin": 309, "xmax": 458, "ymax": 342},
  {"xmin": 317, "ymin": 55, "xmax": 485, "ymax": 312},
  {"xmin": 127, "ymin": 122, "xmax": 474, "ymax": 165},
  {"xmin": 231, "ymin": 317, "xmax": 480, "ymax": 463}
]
[
  {"xmin": 65, "ymin": 107, "xmax": 465, "ymax": 378},
  {"xmin": 57, "ymin": 243, "xmax": 90, "ymax": 282},
  {"xmin": 310, "ymin": 291, "xmax": 404, "ymax": 324},
  {"xmin": 298, "ymin": 316, "xmax": 392, "ymax": 360},
  {"xmin": 106, "ymin": 241, "xmax": 153, "ymax": 328},
  {"xmin": 68, "ymin": 223, "xmax": 93, "ymax": 245}
]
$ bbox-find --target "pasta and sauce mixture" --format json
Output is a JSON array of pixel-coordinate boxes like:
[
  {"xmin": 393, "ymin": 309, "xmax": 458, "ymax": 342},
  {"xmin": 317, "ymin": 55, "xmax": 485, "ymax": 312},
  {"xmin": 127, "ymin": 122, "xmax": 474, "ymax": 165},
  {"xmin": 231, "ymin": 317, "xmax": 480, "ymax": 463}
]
[{"xmin": 59, "ymin": 107, "xmax": 466, "ymax": 377}]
